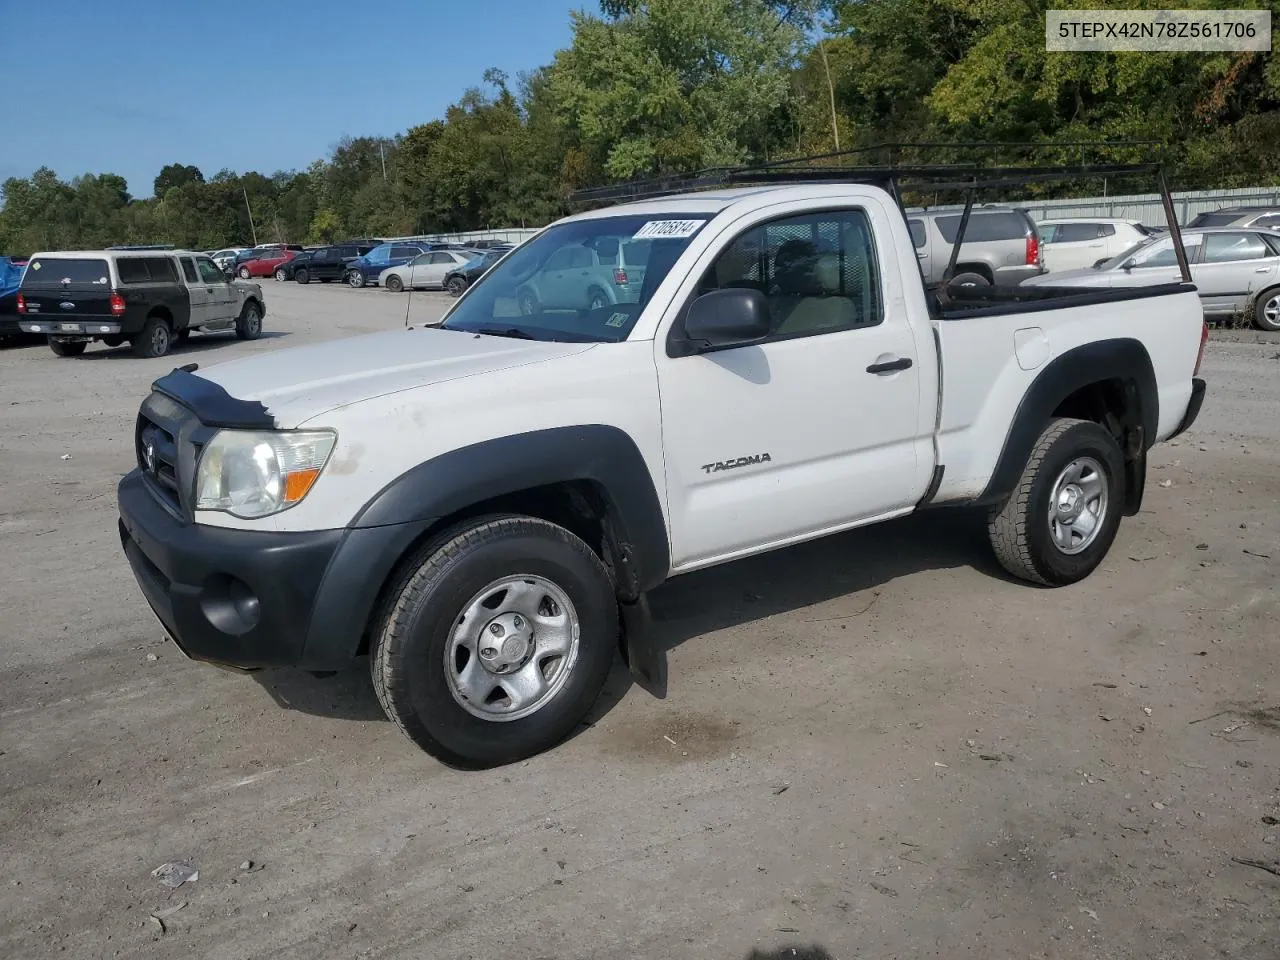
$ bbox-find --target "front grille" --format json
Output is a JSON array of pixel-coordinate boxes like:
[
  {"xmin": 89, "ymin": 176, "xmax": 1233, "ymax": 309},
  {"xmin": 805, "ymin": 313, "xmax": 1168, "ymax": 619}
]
[{"xmin": 135, "ymin": 390, "xmax": 202, "ymax": 519}]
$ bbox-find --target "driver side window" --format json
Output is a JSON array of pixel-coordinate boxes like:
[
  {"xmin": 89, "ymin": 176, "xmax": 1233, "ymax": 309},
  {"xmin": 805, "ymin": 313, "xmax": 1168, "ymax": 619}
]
[{"xmin": 696, "ymin": 208, "xmax": 884, "ymax": 339}]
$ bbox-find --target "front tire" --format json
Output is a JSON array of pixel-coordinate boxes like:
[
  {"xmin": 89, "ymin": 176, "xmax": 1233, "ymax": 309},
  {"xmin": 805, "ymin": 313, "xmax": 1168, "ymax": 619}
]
[
  {"xmin": 987, "ymin": 417, "xmax": 1125, "ymax": 586},
  {"xmin": 370, "ymin": 515, "xmax": 618, "ymax": 768},
  {"xmin": 274, "ymin": 268, "xmax": 287, "ymax": 282},
  {"xmin": 447, "ymin": 275, "xmax": 468, "ymax": 297},
  {"xmin": 235, "ymin": 301, "xmax": 262, "ymax": 340},
  {"xmin": 347, "ymin": 270, "xmax": 364, "ymax": 288},
  {"xmin": 49, "ymin": 338, "xmax": 87, "ymax": 357}
]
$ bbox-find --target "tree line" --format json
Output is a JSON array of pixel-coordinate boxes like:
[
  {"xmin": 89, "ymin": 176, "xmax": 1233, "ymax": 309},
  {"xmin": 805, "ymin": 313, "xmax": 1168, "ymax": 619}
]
[{"xmin": 3, "ymin": 0, "xmax": 1278, "ymax": 255}]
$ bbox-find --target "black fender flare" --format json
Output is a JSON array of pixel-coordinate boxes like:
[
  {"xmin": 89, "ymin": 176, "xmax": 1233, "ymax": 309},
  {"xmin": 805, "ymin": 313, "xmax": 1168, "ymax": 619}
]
[
  {"xmin": 351, "ymin": 424, "xmax": 671, "ymax": 595},
  {"xmin": 975, "ymin": 338, "xmax": 1158, "ymax": 510}
]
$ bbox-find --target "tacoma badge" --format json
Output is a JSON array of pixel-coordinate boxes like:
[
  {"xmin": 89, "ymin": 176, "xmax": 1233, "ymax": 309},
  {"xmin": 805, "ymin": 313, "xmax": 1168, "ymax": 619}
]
[{"xmin": 700, "ymin": 453, "xmax": 772, "ymax": 474}]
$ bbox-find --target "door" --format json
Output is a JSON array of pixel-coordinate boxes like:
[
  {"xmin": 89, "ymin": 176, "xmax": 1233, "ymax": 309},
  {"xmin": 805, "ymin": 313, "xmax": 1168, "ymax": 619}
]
[
  {"xmin": 420, "ymin": 252, "xmax": 457, "ymax": 288},
  {"xmin": 195, "ymin": 257, "xmax": 235, "ymax": 320},
  {"xmin": 180, "ymin": 257, "xmax": 212, "ymax": 326},
  {"xmin": 655, "ymin": 205, "xmax": 935, "ymax": 570},
  {"xmin": 907, "ymin": 218, "xmax": 930, "ymax": 282},
  {"xmin": 1194, "ymin": 231, "xmax": 1280, "ymax": 316}
]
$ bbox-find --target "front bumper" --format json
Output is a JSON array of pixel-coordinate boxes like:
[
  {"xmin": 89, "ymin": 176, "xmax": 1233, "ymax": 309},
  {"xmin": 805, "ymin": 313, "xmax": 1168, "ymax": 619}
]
[{"xmin": 117, "ymin": 469, "xmax": 433, "ymax": 671}]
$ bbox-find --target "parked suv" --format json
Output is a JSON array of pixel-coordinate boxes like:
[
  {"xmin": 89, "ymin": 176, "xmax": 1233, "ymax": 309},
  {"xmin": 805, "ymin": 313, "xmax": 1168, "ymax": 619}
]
[
  {"xmin": 906, "ymin": 206, "xmax": 1045, "ymax": 287},
  {"xmin": 1187, "ymin": 206, "xmax": 1280, "ymax": 230},
  {"xmin": 295, "ymin": 243, "xmax": 379, "ymax": 283},
  {"xmin": 1036, "ymin": 218, "xmax": 1153, "ymax": 272},
  {"xmin": 513, "ymin": 235, "xmax": 654, "ymax": 313}
]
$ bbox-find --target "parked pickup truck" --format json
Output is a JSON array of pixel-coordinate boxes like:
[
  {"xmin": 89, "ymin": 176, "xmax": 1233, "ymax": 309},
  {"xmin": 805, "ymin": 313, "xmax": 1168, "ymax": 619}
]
[
  {"xmin": 19, "ymin": 249, "xmax": 266, "ymax": 358},
  {"xmin": 116, "ymin": 179, "xmax": 1208, "ymax": 768}
]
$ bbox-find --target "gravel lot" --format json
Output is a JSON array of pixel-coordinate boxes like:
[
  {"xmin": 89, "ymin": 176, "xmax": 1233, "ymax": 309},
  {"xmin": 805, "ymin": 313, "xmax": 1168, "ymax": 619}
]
[{"xmin": 2, "ymin": 281, "xmax": 1278, "ymax": 960}]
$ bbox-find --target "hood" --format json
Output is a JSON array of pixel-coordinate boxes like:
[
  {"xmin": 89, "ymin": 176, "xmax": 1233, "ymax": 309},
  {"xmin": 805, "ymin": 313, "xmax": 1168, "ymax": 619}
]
[
  {"xmin": 1022, "ymin": 265, "xmax": 1110, "ymax": 286},
  {"xmin": 193, "ymin": 326, "xmax": 596, "ymax": 428}
]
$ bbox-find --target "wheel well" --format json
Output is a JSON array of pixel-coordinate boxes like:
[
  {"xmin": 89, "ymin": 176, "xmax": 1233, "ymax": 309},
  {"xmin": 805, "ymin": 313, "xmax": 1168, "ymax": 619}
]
[
  {"xmin": 1051, "ymin": 376, "xmax": 1147, "ymax": 514},
  {"xmin": 953, "ymin": 263, "xmax": 993, "ymax": 283},
  {"xmin": 354, "ymin": 480, "xmax": 623, "ymax": 656},
  {"xmin": 242, "ymin": 296, "xmax": 262, "ymax": 315},
  {"xmin": 146, "ymin": 306, "xmax": 173, "ymax": 327}
]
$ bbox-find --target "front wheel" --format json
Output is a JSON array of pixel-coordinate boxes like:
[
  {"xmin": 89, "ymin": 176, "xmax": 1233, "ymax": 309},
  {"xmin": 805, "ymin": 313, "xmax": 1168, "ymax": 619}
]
[
  {"xmin": 235, "ymin": 301, "xmax": 262, "ymax": 340},
  {"xmin": 347, "ymin": 270, "xmax": 365, "ymax": 288},
  {"xmin": 386, "ymin": 274, "xmax": 404, "ymax": 293},
  {"xmin": 49, "ymin": 338, "xmax": 87, "ymax": 357},
  {"xmin": 370, "ymin": 515, "xmax": 618, "ymax": 768},
  {"xmin": 1253, "ymin": 286, "xmax": 1280, "ymax": 331},
  {"xmin": 987, "ymin": 417, "xmax": 1125, "ymax": 586},
  {"xmin": 274, "ymin": 268, "xmax": 287, "ymax": 282},
  {"xmin": 447, "ymin": 275, "xmax": 467, "ymax": 297}
]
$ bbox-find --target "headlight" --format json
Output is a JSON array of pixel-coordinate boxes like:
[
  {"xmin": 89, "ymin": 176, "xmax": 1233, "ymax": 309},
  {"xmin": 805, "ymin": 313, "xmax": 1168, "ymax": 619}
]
[{"xmin": 195, "ymin": 429, "xmax": 336, "ymax": 519}]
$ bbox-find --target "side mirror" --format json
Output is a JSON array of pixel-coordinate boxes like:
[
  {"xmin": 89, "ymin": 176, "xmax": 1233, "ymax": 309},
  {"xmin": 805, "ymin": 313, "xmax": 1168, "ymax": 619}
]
[
  {"xmin": 1120, "ymin": 260, "xmax": 1134, "ymax": 271},
  {"xmin": 682, "ymin": 288, "xmax": 771, "ymax": 353}
]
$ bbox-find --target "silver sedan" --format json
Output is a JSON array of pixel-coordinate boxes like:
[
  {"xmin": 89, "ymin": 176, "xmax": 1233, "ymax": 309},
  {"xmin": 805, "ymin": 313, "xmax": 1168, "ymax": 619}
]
[
  {"xmin": 1021, "ymin": 227, "xmax": 1280, "ymax": 331},
  {"xmin": 379, "ymin": 250, "xmax": 480, "ymax": 293}
]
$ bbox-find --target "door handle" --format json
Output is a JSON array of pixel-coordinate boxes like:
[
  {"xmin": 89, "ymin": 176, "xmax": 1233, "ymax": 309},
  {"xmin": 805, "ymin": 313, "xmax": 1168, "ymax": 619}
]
[
  {"xmin": 1255, "ymin": 268, "xmax": 1270, "ymax": 273},
  {"xmin": 867, "ymin": 357, "xmax": 913, "ymax": 374}
]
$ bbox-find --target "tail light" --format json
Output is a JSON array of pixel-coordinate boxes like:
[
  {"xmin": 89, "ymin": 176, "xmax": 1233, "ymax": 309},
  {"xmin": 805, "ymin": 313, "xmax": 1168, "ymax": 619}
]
[
  {"xmin": 1026, "ymin": 233, "xmax": 1041, "ymax": 267},
  {"xmin": 613, "ymin": 268, "xmax": 629, "ymax": 285},
  {"xmin": 16, "ymin": 293, "xmax": 25, "ymax": 314},
  {"xmin": 1193, "ymin": 319, "xmax": 1209, "ymax": 376},
  {"xmin": 110, "ymin": 291, "xmax": 126, "ymax": 316}
]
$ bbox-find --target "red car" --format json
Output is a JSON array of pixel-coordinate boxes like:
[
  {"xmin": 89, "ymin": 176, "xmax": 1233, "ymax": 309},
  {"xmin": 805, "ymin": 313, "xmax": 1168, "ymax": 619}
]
[{"xmin": 237, "ymin": 248, "xmax": 297, "ymax": 279}]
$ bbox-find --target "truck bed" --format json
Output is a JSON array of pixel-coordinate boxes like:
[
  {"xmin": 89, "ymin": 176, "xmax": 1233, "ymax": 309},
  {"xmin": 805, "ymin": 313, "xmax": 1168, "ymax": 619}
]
[{"xmin": 933, "ymin": 280, "xmax": 1194, "ymax": 321}]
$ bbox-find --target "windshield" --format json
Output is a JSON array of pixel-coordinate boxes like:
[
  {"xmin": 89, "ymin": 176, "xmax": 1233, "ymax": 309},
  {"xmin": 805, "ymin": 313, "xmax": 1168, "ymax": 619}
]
[{"xmin": 439, "ymin": 213, "xmax": 710, "ymax": 342}]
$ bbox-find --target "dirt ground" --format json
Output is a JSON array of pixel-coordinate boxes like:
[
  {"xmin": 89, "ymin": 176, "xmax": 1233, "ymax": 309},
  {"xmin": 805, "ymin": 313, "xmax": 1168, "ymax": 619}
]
[{"xmin": 1, "ymin": 282, "xmax": 1278, "ymax": 960}]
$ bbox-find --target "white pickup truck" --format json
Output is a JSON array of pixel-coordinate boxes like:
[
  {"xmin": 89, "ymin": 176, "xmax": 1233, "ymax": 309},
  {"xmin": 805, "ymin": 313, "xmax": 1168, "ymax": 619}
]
[{"xmin": 116, "ymin": 177, "xmax": 1208, "ymax": 767}]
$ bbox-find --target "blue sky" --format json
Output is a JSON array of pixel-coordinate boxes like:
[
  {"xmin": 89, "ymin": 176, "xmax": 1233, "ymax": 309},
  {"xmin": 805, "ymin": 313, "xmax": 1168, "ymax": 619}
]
[{"xmin": 0, "ymin": 0, "xmax": 583, "ymax": 198}]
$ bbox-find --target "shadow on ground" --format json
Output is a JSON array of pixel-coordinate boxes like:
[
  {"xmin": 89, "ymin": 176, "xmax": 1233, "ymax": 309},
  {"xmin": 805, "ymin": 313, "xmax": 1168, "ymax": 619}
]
[
  {"xmin": 253, "ymin": 507, "xmax": 1000, "ymax": 739},
  {"xmin": 74, "ymin": 329, "xmax": 291, "ymax": 360}
]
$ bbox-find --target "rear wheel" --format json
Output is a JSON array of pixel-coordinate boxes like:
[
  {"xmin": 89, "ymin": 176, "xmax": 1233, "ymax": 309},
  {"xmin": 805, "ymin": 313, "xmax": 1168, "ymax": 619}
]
[
  {"xmin": 987, "ymin": 417, "xmax": 1124, "ymax": 586},
  {"xmin": 49, "ymin": 338, "xmax": 87, "ymax": 357},
  {"xmin": 295, "ymin": 268, "xmax": 310, "ymax": 284},
  {"xmin": 274, "ymin": 268, "xmax": 287, "ymax": 282},
  {"xmin": 370, "ymin": 515, "xmax": 617, "ymax": 768},
  {"xmin": 237, "ymin": 266, "xmax": 251, "ymax": 280},
  {"xmin": 235, "ymin": 301, "xmax": 262, "ymax": 340},
  {"xmin": 131, "ymin": 316, "xmax": 172, "ymax": 358},
  {"xmin": 586, "ymin": 286, "xmax": 608, "ymax": 311},
  {"xmin": 386, "ymin": 274, "xmax": 404, "ymax": 293},
  {"xmin": 1253, "ymin": 286, "xmax": 1280, "ymax": 331}
]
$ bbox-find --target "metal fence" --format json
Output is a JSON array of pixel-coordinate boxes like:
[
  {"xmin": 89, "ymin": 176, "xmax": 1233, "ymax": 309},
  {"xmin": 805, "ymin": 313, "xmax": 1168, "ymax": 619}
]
[
  {"xmin": 384, "ymin": 227, "xmax": 543, "ymax": 245},
  {"xmin": 909, "ymin": 185, "xmax": 1280, "ymax": 225}
]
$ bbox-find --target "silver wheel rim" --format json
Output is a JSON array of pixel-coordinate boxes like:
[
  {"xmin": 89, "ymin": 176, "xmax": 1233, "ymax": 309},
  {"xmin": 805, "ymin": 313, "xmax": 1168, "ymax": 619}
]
[
  {"xmin": 152, "ymin": 325, "xmax": 169, "ymax": 354},
  {"xmin": 275, "ymin": 269, "xmax": 285, "ymax": 281},
  {"xmin": 239, "ymin": 268, "xmax": 249, "ymax": 278},
  {"xmin": 589, "ymin": 291, "xmax": 606, "ymax": 310},
  {"xmin": 244, "ymin": 306, "xmax": 260, "ymax": 334},
  {"xmin": 1048, "ymin": 456, "xmax": 1108, "ymax": 555},
  {"xmin": 349, "ymin": 272, "xmax": 362, "ymax": 287},
  {"xmin": 518, "ymin": 292, "xmax": 536, "ymax": 315},
  {"xmin": 445, "ymin": 574, "xmax": 580, "ymax": 722},
  {"xmin": 389, "ymin": 277, "xmax": 401, "ymax": 291},
  {"xmin": 1263, "ymin": 294, "xmax": 1280, "ymax": 328}
]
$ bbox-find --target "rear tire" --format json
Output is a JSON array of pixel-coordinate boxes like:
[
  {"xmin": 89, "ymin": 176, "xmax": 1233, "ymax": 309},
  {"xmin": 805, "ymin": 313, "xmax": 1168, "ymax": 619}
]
[
  {"xmin": 131, "ymin": 316, "xmax": 172, "ymax": 358},
  {"xmin": 987, "ymin": 417, "xmax": 1124, "ymax": 586},
  {"xmin": 295, "ymin": 268, "xmax": 310, "ymax": 284},
  {"xmin": 49, "ymin": 339, "xmax": 87, "ymax": 357},
  {"xmin": 386, "ymin": 274, "xmax": 404, "ymax": 293},
  {"xmin": 370, "ymin": 515, "xmax": 618, "ymax": 768},
  {"xmin": 237, "ymin": 266, "xmax": 251, "ymax": 280},
  {"xmin": 235, "ymin": 301, "xmax": 262, "ymax": 340}
]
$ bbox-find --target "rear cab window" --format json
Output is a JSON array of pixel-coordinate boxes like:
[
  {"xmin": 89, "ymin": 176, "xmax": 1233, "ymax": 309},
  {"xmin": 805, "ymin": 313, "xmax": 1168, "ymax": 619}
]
[
  {"xmin": 21, "ymin": 257, "xmax": 111, "ymax": 288},
  {"xmin": 117, "ymin": 257, "xmax": 178, "ymax": 283}
]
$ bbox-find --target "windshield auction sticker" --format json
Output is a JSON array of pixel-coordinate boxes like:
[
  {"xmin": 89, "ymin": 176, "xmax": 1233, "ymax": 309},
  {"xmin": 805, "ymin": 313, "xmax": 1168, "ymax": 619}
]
[
  {"xmin": 1047, "ymin": 9, "xmax": 1271, "ymax": 51},
  {"xmin": 633, "ymin": 220, "xmax": 706, "ymax": 239}
]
